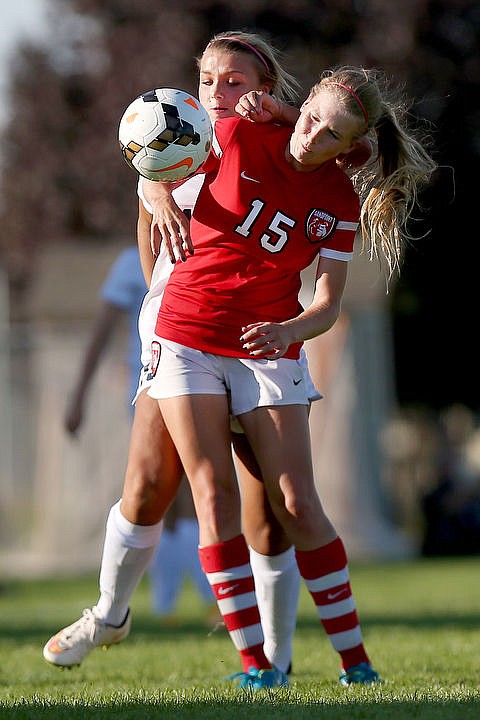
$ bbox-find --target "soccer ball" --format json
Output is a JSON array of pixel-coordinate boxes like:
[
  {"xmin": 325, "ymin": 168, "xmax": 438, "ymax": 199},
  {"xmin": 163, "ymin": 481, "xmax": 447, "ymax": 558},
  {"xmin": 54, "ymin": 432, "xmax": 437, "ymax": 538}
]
[{"xmin": 118, "ymin": 88, "xmax": 212, "ymax": 182}]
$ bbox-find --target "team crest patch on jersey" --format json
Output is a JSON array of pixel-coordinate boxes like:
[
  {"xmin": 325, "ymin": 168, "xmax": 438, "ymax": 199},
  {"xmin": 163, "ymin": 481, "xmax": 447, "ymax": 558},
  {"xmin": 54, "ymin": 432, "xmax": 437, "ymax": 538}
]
[
  {"xmin": 147, "ymin": 341, "xmax": 161, "ymax": 381},
  {"xmin": 306, "ymin": 208, "xmax": 338, "ymax": 243}
]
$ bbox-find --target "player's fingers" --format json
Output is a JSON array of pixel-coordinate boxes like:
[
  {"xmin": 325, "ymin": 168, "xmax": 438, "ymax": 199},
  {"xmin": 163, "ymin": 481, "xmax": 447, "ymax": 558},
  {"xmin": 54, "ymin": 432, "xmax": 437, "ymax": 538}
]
[
  {"xmin": 252, "ymin": 91, "xmax": 264, "ymax": 113},
  {"xmin": 157, "ymin": 225, "xmax": 177, "ymax": 263},
  {"xmin": 172, "ymin": 234, "xmax": 187, "ymax": 262},
  {"xmin": 236, "ymin": 92, "xmax": 261, "ymax": 119},
  {"xmin": 265, "ymin": 348, "xmax": 287, "ymax": 360},
  {"xmin": 176, "ymin": 217, "xmax": 193, "ymax": 256},
  {"xmin": 150, "ymin": 223, "xmax": 162, "ymax": 257},
  {"xmin": 183, "ymin": 232, "xmax": 194, "ymax": 256},
  {"xmin": 239, "ymin": 322, "xmax": 266, "ymax": 341},
  {"xmin": 242, "ymin": 334, "xmax": 277, "ymax": 353}
]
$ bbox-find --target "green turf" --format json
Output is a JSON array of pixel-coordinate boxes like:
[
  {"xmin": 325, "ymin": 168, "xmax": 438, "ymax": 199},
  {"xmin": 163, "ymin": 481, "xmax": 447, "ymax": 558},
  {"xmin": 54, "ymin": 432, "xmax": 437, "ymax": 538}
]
[{"xmin": 0, "ymin": 556, "xmax": 479, "ymax": 718}]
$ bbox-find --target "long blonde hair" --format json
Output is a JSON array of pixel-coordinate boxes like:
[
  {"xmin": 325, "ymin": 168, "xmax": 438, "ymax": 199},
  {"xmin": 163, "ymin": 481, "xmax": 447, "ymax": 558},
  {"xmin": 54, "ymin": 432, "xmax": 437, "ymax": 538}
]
[
  {"xmin": 198, "ymin": 30, "xmax": 300, "ymax": 104},
  {"xmin": 314, "ymin": 67, "xmax": 437, "ymax": 278}
]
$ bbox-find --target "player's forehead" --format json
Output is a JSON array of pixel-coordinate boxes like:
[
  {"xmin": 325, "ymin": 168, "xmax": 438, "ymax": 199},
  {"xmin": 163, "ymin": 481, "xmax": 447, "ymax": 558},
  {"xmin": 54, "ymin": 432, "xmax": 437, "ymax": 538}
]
[
  {"xmin": 199, "ymin": 48, "xmax": 262, "ymax": 81},
  {"xmin": 305, "ymin": 88, "xmax": 343, "ymax": 113},
  {"xmin": 304, "ymin": 88, "xmax": 362, "ymax": 134}
]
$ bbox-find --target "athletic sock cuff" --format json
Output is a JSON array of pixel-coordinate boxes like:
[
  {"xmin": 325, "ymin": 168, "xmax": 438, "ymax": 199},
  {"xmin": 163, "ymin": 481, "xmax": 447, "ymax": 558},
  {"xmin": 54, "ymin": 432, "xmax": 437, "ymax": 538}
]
[
  {"xmin": 111, "ymin": 499, "xmax": 164, "ymax": 549},
  {"xmin": 249, "ymin": 545, "xmax": 296, "ymax": 572},
  {"xmin": 199, "ymin": 534, "xmax": 249, "ymax": 573}
]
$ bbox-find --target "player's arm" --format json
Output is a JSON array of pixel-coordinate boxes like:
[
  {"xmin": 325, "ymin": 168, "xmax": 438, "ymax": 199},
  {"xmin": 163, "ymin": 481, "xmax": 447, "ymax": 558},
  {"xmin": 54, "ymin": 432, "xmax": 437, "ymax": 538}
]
[
  {"xmin": 240, "ymin": 256, "xmax": 347, "ymax": 359},
  {"xmin": 137, "ymin": 198, "xmax": 155, "ymax": 286},
  {"xmin": 141, "ymin": 179, "xmax": 192, "ymax": 262},
  {"xmin": 235, "ymin": 91, "xmax": 300, "ymax": 125},
  {"xmin": 294, "ymin": 256, "xmax": 348, "ymax": 340},
  {"xmin": 64, "ymin": 302, "xmax": 122, "ymax": 435}
]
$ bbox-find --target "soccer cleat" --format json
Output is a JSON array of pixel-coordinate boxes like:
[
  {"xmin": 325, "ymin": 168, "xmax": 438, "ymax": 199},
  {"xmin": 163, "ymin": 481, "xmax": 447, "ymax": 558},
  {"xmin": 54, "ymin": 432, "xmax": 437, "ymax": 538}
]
[
  {"xmin": 42, "ymin": 607, "xmax": 131, "ymax": 668},
  {"xmin": 339, "ymin": 662, "xmax": 380, "ymax": 686},
  {"xmin": 227, "ymin": 665, "xmax": 289, "ymax": 689}
]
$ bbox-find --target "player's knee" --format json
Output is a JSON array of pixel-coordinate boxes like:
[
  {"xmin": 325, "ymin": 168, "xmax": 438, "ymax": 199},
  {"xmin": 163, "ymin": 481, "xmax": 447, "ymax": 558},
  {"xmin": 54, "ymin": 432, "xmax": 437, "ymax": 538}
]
[{"xmin": 246, "ymin": 521, "xmax": 291, "ymax": 555}]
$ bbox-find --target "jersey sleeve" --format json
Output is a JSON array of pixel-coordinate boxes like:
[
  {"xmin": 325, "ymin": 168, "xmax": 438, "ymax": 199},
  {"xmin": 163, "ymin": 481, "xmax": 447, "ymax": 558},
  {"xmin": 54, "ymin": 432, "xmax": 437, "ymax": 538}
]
[
  {"xmin": 315, "ymin": 174, "xmax": 360, "ymax": 262},
  {"xmin": 318, "ymin": 216, "xmax": 359, "ymax": 261}
]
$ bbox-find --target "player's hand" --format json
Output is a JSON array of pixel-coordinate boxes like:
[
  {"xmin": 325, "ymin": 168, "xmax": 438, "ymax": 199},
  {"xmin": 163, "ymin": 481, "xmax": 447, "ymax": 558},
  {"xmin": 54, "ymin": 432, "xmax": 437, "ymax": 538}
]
[
  {"xmin": 235, "ymin": 92, "xmax": 280, "ymax": 124},
  {"xmin": 240, "ymin": 321, "xmax": 295, "ymax": 360},
  {"xmin": 150, "ymin": 193, "xmax": 193, "ymax": 263}
]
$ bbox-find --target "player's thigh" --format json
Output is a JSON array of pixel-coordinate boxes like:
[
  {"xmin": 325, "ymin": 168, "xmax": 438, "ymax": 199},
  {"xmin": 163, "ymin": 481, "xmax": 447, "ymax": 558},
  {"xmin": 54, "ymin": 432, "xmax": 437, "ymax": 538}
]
[
  {"xmin": 160, "ymin": 393, "xmax": 241, "ymax": 536},
  {"xmin": 160, "ymin": 393, "xmax": 234, "ymax": 486},
  {"xmin": 240, "ymin": 405, "xmax": 315, "ymax": 499},
  {"xmin": 233, "ymin": 432, "xmax": 291, "ymax": 555},
  {"xmin": 122, "ymin": 390, "xmax": 183, "ymax": 522},
  {"xmin": 240, "ymin": 405, "xmax": 334, "ymax": 548}
]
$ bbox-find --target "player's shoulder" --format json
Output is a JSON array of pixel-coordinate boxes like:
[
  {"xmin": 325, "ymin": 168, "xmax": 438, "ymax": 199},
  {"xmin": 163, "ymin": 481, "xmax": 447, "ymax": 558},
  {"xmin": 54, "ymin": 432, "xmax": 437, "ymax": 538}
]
[
  {"xmin": 213, "ymin": 116, "xmax": 242, "ymax": 137},
  {"xmin": 308, "ymin": 162, "xmax": 359, "ymax": 221},
  {"xmin": 215, "ymin": 115, "xmax": 284, "ymax": 141},
  {"xmin": 325, "ymin": 160, "xmax": 358, "ymax": 195}
]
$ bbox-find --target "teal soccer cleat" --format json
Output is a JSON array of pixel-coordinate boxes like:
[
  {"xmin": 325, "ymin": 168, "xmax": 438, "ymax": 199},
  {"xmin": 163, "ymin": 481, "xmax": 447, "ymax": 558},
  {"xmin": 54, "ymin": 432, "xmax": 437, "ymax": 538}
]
[
  {"xmin": 339, "ymin": 662, "xmax": 381, "ymax": 686},
  {"xmin": 227, "ymin": 665, "xmax": 289, "ymax": 689}
]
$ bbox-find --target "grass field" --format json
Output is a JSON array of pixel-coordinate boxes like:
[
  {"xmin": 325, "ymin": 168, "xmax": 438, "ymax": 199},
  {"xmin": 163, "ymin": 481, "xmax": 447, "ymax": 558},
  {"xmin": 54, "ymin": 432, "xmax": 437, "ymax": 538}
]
[{"xmin": 1, "ymin": 556, "xmax": 479, "ymax": 719}]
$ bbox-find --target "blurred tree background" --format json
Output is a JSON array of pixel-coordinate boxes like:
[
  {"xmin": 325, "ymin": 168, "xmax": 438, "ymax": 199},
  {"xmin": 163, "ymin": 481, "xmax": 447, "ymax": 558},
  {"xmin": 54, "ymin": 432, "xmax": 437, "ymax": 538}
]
[{"xmin": 0, "ymin": 0, "xmax": 478, "ymax": 409}]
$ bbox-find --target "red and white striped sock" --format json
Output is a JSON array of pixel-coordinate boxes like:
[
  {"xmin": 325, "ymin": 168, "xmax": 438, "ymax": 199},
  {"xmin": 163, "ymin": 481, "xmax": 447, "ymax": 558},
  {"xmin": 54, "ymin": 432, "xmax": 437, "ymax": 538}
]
[
  {"xmin": 296, "ymin": 537, "xmax": 370, "ymax": 670},
  {"xmin": 199, "ymin": 534, "xmax": 271, "ymax": 672}
]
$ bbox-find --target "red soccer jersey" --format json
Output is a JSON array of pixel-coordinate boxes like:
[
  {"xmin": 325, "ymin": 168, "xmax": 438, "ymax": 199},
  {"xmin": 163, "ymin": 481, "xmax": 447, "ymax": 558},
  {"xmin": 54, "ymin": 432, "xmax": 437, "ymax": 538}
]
[{"xmin": 156, "ymin": 117, "xmax": 359, "ymax": 359}]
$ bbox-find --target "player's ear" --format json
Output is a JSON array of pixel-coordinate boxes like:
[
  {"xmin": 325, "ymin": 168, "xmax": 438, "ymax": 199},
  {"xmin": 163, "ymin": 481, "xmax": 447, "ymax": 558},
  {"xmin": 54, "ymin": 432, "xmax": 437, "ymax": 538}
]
[{"xmin": 337, "ymin": 137, "xmax": 373, "ymax": 169}]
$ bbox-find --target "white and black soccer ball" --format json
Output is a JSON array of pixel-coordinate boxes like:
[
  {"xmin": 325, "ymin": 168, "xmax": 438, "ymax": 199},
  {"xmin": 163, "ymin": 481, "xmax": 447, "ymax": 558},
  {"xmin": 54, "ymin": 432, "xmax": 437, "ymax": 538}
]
[{"xmin": 118, "ymin": 88, "xmax": 212, "ymax": 182}]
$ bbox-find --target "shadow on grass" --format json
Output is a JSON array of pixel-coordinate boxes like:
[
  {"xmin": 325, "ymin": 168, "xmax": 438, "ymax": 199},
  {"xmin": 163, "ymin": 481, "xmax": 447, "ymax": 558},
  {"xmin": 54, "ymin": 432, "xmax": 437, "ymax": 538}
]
[
  {"xmin": 0, "ymin": 615, "xmax": 225, "ymax": 643},
  {"xmin": 1, "ymin": 697, "xmax": 480, "ymax": 720},
  {"xmin": 2, "ymin": 610, "xmax": 478, "ymax": 643},
  {"xmin": 294, "ymin": 612, "xmax": 480, "ymax": 632}
]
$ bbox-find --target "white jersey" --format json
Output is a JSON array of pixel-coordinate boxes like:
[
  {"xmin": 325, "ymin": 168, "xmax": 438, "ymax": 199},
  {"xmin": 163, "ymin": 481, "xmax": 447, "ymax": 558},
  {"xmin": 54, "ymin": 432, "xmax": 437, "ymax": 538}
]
[
  {"xmin": 136, "ymin": 173, "xmax": 206, "ymax": 369},
  {"xmin": 134, "ymin": 174, "xmax": 321, "ymax": 404}
]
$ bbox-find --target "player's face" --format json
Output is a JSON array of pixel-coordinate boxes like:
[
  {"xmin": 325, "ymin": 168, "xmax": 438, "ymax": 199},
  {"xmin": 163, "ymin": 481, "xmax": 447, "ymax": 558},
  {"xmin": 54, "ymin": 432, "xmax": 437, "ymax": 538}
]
[
  {"xmin": 198, "ymin": 49, "xmax": 270, "ymax": 121},
  {"xmin": 287, "ymin": 88, "xmax": 363, "ymax": 171}
]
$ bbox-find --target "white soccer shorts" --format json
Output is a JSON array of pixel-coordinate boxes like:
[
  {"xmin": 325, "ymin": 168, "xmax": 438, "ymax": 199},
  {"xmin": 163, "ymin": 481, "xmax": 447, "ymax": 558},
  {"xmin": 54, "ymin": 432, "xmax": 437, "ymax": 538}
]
[{"xmin": 148, "ymin": 339, "xmax": 321, "ymax": 416}]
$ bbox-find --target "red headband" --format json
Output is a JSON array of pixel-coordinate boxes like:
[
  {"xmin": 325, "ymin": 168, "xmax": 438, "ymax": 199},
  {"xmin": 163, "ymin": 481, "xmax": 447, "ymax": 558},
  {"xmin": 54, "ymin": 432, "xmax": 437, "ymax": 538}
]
[
  {"xmin": 211, "ymin": 36, "xmax": 270, "ymax": 73},
  {"xmin": 332, "ymin": 82, "xmax": 369, "ymax": 128}
]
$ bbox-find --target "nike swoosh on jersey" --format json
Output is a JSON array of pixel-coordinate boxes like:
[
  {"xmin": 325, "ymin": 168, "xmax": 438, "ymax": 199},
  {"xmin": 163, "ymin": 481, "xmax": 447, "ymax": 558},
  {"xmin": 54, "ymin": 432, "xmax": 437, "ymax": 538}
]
[{"xmin": 240, "ymin": 170, "xmax": 260, "ymax": 183}]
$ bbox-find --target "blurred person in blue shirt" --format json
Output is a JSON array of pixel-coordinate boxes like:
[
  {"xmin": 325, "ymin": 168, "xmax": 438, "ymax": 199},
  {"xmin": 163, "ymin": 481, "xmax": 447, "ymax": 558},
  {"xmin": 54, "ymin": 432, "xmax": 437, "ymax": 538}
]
[{"xmin": 64, "ymin": 246, "xmax": 146, "ymax": 433}]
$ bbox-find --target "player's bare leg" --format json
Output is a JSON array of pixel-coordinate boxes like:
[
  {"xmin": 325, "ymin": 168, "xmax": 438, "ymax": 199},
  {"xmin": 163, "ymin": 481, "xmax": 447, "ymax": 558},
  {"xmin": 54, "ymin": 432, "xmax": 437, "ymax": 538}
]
[{"xmin": 239, "ymin": 404, "xmax": 379, "ymax": 685}]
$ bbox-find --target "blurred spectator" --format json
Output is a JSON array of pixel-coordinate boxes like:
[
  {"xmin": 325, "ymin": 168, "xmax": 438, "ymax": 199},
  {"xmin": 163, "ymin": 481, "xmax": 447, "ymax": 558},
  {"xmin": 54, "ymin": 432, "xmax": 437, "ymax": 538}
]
[
  {"xmin": 64, "ymin": 246, "xmax": 146, "ymax": 433},
  {"xmin": 422, "ymin": 405, "xmax": 480, "ymax": 556}
]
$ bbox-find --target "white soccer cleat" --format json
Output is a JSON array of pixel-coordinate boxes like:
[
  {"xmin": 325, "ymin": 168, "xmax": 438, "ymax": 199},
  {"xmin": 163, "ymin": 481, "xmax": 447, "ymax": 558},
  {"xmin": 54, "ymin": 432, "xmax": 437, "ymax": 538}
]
[{"xmin": 42, "ymin": 607, "xmax": 131, "ymax": 668}]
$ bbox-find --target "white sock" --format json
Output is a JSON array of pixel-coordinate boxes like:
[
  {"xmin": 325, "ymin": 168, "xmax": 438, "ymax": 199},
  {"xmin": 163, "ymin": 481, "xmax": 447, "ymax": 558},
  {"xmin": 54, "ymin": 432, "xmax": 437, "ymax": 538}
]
[
  {"xmin": 249, "ymin": 545, "xmax": 300, "ymax": 673},
  {"xmin": 95, "ymin": 500, "xmax": 163, "ymax": 626}
]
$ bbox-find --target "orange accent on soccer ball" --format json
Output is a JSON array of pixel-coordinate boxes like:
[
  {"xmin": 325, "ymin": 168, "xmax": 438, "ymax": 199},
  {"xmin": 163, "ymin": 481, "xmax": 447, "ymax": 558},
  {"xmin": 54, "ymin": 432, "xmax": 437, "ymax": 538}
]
[
  {"xmin": 151, "ymin": 157, "xmax": 194, "ymax": 173},
  {"xmin": 184, "ymin": 96, "xmax": 199, "ymax": 110},
  {"xmin": 125, "ymin": 112, "xmax": 139, "ymax": 124}
]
